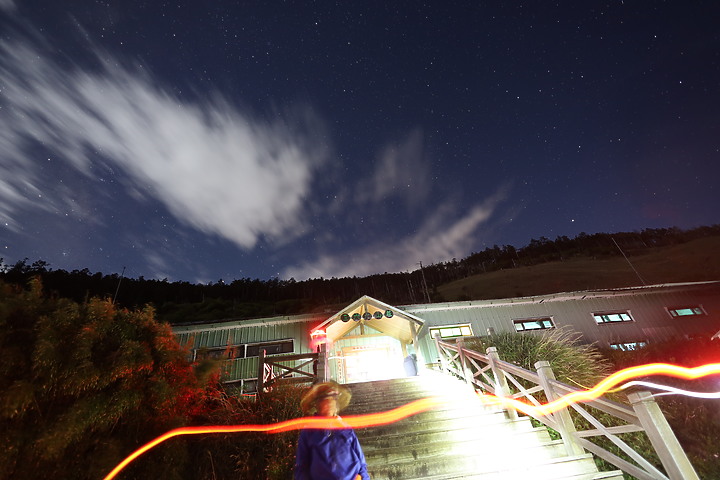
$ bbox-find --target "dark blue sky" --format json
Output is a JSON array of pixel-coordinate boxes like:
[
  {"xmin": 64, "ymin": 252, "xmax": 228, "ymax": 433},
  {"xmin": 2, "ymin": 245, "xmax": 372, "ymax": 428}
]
[{"xmin": 1, "ymin": 1, "xmax": 718, "ymax": 282}]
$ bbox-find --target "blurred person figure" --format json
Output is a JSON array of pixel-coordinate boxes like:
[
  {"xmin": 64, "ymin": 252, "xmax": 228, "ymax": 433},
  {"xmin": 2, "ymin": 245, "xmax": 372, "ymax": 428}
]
[{"xmin": 294, "ymin": 381, "xmax": 370, "ymax": 480}]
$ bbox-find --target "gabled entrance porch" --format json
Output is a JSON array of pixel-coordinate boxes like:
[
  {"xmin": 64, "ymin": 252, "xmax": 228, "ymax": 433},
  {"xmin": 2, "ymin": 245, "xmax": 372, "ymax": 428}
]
[{"xmin": 311, "ymin": 295, "xmax": 425, "ymax": 383}]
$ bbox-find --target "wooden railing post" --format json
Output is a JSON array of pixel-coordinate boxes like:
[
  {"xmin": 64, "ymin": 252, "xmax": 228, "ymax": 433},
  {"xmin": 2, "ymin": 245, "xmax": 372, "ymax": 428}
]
[
  {"xmin": 317, "ymin": 343, "xmax": 328, "ymax": 383},
  {"xmin": 433, "ymin": 333, "xmax": 448, "ymax": 373},
  {"xmin": 256, "ymin": 348, "xmax": 266, "ymax": 400},
  {"xmin": 628, "ymin": 391, "xmax": 700, "ymax": 480},
  {"xmin": 535, "ymin": 360, "xmax": 584, "ymax": 456},
  {"xmin": 456, "ymin": 337, "xmax": 472, "ymax": 387},
  {"xmin": 486, "ymin": 347, "xmax": 517, "ymax": 419}
]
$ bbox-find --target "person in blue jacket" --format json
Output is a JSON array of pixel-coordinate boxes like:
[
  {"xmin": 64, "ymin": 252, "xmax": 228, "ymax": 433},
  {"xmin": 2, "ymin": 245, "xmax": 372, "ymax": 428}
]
[{"xmin": 294, "ymin": 381, "xmax": 371, "ymax": 480}]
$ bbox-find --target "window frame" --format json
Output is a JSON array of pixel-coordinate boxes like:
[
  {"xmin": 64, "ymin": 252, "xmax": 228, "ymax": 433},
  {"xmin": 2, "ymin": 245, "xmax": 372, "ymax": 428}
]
[
  {"xmin": 593, "ymin": 310, "xmax": 634, "ymax": 325},
  {"xmin": 666, "ymin": 305, "xmax": 706, "ymax": 318},
  {"xmin": 429, "ymin": 324, "xmax": 473, "ymax": 339},
  {"xmin": 195, "ymin": 339, "xmax": 295, "ymax": 361},
  {"xmin": 609, "ymin": 341, "xmax": 648, "ymax": 351},
  {"xmin": 194, "ymin": 344, "xmax": 245, "ymax": 361},
  {"xmin": 245, "ymin": 339, "xmax": 295, "ymax": 358},
  {"xmin": 512, "ymin": 316, "xmax": 556, "ymax": 332}
]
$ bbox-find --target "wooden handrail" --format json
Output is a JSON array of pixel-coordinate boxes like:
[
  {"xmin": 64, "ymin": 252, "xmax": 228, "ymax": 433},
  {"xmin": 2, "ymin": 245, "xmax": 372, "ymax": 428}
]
[
  {"xmin": 264, "ymin": 352, "xmax": 320, "ymax": 363},
  {"xmin": 257, "ymin": 344, "xmax": 328, "ymax": 399},
  {"xmin": 433, "ymin": 336, "xmax": 699, "ymax": 480}
]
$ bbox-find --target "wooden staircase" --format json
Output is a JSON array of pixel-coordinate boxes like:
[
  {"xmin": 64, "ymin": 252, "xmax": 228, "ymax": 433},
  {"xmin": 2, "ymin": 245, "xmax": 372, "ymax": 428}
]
[{"xmin": 343, "ymin": 373, "xmax": 625, "ymax": 480}]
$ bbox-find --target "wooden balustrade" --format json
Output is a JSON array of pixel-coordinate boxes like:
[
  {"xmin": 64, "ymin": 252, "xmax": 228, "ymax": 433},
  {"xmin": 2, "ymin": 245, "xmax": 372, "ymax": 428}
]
[
  {"xmin": 256, "ymin": 343, "xmax": 328, "ymax": 399},
  {"xmin": 432, "ymin": 334, "xmax": 699, "ymax": 480}
]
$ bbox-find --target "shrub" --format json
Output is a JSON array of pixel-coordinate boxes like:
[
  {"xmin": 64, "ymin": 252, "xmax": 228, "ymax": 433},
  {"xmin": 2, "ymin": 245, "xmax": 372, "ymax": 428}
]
[
  {"xmin": 184, "ymin": 383, "xmax": 306, "ymax": 479},
  {"xmin": 0, "ymin": 278, "xmax": 216, "ymax": 480},
  {"xmin": 0, "ymin": 277, "xmax": 310, "ymax": 480}
]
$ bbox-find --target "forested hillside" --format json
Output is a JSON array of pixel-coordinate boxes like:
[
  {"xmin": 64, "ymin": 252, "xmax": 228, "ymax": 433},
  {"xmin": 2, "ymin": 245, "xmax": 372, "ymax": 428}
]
[{"xmin": 2, "ymin": 225, "xmax": 719, "ymax": 324}]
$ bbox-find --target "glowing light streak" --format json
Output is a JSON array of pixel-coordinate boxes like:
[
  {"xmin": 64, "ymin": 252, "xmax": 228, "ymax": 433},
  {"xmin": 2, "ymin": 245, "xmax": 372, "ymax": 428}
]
[
  {"xmin": 102, "ymin": 397, "xmax": 445, "ymax": 480},
  {"xmin": 104, "ymin": 363, "xmax": 720, "ymax": 480},
  {"xmin": 619, "ymin": 380, "xmax": 720, "ymax": 399},
  {"xmin": 485, "ymin": 363, "xmax": 720, "ymax": 417}
]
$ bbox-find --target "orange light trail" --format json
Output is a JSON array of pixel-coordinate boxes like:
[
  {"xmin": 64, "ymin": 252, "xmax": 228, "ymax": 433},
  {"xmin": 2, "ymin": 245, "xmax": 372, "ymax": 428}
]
[
  {"xmin": 103, "ymin": 363, "xmax": 720, "ymax": 480},
  {"xmin": 485, "ymin": 362, "xmax": 720, "ymax": 417},
  {"xmin": 102, "ymin": 398, "xmax": 444, "ymax": 480}
]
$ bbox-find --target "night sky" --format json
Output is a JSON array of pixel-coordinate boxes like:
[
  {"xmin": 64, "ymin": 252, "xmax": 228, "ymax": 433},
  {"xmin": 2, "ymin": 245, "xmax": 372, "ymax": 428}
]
[{"xmin": 1, "ymin": 1, "xmax": 718, "ymax": 283}]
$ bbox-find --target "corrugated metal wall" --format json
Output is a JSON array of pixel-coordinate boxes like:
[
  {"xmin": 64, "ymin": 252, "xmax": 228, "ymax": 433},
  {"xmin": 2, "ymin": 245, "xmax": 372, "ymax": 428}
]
[
  {"xmin": 172, "ymin": 283, "xmax": 720, "ymax": 384},
  {"xmin": 173, "ymin": 317, "xmax": 321, "ymax": 384},
  {"xmin": 411, "ymin": 284, "xmax": 720, "ymax": 362},
  {"xmin": 176, "ymin": 321, "xmax": 314, "ymax": 350}
]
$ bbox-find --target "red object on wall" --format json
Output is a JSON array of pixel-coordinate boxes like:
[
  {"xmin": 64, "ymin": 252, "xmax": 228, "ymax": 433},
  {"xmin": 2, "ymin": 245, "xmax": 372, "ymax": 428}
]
[{"xmin": 310, "ymin": 329, "xmax": 327, "ymax": 349}]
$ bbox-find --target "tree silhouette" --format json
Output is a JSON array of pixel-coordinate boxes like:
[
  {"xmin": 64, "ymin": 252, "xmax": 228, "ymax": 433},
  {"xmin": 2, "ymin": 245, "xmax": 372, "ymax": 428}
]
[{"xmin": 1, "ymin": 224, "xmax": 719, "ymax": 324}]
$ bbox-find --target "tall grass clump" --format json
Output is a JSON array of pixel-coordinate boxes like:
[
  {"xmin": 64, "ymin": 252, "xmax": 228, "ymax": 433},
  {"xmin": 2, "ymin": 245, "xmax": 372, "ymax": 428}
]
[{"xmin": 465, "ymin": 327, "xmax": 611, "ymax": 387}]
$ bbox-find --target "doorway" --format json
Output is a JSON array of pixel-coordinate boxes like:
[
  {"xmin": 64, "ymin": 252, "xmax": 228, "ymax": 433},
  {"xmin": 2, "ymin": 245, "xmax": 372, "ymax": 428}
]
[{"xmin": 341, "ymin": 344, "xmax": 404, "ymax": 383}]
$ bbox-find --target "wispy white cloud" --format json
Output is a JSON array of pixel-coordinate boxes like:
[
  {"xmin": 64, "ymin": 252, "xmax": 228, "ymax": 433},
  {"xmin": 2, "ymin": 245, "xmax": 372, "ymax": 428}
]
[
  {"xmin": 0, "ymin": 37, "xmax": 328, "ymax": 249},
  {"xmin": 355, "ymin": 129, "xmax": 430, "ymax": 209},
  {"xmin": 0, "ymin": 30, "xmax": 513, "ymax": 281},
  {"xmin": 282, "ymin": 187, "xmax": 509, "ymax": 280},
  {"xmin": 0, "ymin": 166, "xmax": 44, "ymax": 229},
  {"xmin": 0, "ymin": 0, "xmax": 16, "ymax": 13}
]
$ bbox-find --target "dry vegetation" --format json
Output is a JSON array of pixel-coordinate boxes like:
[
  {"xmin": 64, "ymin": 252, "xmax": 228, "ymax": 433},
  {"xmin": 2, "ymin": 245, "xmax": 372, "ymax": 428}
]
[{"xmin": 437, "ymin": 236, "xmax": 720, "ymax": 301}]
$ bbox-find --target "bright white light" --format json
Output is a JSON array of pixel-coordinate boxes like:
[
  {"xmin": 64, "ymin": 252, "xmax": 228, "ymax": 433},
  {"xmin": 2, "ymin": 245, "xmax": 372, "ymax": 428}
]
[{"xmin": 622, "ymin": 380, "xmax": 720, "ymax": 399}]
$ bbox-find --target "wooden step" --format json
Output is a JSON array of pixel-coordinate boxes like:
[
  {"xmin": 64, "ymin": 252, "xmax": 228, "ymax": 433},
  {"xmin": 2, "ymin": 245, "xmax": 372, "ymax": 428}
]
[
  {"xmin": 417, "ymin": 468, "xmax": 625, "ymax": 480},
  {"xmin": 361, "ymin": 423, "xmax": 551, "ymax": 449},
  {"xmin": 353, "ymin": 411, "xmax": 535, "ymax": 438},
  {"xmin": 364, "ymin": 437, "xmax": 567, "ymax": 465},
  {"xmin": 344, "ymin": 375, "xmax": 621, "ymax": 480},
  {"xmin": 368, "ymin": 453, "xmax": 602, "ymax": 480}
]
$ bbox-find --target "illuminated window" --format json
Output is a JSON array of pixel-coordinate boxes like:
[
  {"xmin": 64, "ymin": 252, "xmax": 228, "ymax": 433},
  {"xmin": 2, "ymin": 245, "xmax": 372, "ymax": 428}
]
[
  {"xmin": 430, "ymin": 324, "xmax": 473, "ymax": 339},
  {"xmin": 513, "ymin": 317, "xmax": 555, "ymax": 331},
  {"xmin": 667, "ymin": 306, "xmax": 705, "ymax": 317},
  {"xmin": 593, "ymin": 311, "xmax": 633, "ymax": 324},
  {"xmin": 246, "ymin": 340, "xmax": 294, "ymax": 357},
  {"xmin": 610, "ymin": 341, "xmax": 647, "ymax": 351}
]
